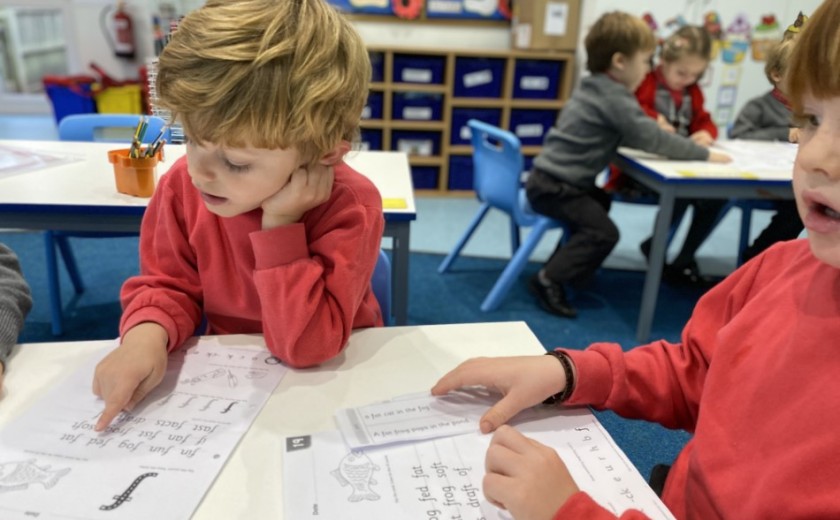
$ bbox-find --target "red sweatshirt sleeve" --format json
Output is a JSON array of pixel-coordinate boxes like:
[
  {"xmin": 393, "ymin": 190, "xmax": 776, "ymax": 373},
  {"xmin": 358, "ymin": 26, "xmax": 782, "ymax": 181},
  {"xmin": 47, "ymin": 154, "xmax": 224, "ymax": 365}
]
[
  {"xmin": 120, "ymin": 174, "xmax": 203, "ymax": 351},
  {"xmin": 249, "ymin": 186, "xmax": 384, "ymax": 368},
  {"xmin": 553, "ymin": 492, "xmax": 654, "ymax": 519},
  {"xmin": 687, "ymin": 84, "xmax": 718, "ymax": 138},
  {"xmin": 634, "ymin": 73, "xmax": 660, "ymax": 120},
  {"xmin": 561, "ymin": 253, "xmax": 766, "ymax": 431}
]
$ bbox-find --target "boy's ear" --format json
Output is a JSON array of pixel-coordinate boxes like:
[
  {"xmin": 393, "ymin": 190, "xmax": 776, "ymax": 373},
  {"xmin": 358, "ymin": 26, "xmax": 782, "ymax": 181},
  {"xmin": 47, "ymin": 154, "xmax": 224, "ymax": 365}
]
[
  {"xmin": 611, "ymin": 52, "xmax": 628, "ymax": 71},
  {"xmin": 319, "ymin": 140, "xmax": 351, "ymax": 166}
]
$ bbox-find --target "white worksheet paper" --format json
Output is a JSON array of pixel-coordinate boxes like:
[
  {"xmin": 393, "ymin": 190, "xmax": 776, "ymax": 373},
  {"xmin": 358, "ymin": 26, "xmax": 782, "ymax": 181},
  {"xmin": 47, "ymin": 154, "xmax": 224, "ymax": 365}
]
[
  {"xmin": 286, "ymin": 409, "xmax": 675, "ymax": 520},
  {"xmin": 0, "ymin": 337, "xmax": 287, "ymax": 520},
  {"xmin": 336, "ymin": 389, "xmax": 558, "ymax": 449},
  {"xmin": 0, "ymin": 144, "xmax": 82, "ymax": 178}
]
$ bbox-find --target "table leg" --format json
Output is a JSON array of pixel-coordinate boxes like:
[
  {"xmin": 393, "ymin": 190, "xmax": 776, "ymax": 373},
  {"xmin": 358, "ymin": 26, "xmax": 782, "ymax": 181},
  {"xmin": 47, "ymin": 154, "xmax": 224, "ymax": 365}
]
[
  {"xmin": 636, "ymin": 188, "xmax": 676, "ymax": 343},
  {"xmin": 385, "ymin": 221, "xmax": 410, "ymax": 325}
]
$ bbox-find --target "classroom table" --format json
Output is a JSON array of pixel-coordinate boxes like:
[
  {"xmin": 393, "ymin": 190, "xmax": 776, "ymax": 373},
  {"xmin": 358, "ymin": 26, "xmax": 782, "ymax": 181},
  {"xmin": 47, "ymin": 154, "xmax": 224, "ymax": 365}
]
[
  {"xmin": 2, "ymin": 321, "xmax": 546, "ymax": 519},
  {"xmin": 0, "ymin": 140, "xmax": 416, "ymax": 325},
  {"xmin": 616, "ymin": 141, "xmax": 796, "ymax": 343}
]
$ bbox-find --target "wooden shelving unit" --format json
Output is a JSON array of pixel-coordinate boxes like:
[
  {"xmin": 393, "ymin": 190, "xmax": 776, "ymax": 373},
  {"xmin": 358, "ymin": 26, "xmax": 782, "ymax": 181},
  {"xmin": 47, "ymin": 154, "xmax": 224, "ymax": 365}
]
[{"xmin": 360, "ymin": 45, "xmax": 575, "ymax": 196}]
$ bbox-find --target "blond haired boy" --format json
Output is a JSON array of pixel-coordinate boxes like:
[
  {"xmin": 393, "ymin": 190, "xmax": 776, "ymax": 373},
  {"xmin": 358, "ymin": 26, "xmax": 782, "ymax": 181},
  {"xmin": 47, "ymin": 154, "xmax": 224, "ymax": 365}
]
[
  {"xmin": 730, "ymin": 38, "xmax": 798, "ymax": 142},
  {"xmin": 526, "ymin": 11, "xmax": 729, "ymax": 318},
  {"xmin": 93, "ymin": 0, "xmax": 384, "ymax": 430}
]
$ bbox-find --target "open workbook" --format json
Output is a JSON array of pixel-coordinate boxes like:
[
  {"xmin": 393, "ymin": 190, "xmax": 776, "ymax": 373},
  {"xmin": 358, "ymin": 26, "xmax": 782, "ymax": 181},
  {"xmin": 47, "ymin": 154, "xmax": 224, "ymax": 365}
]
[{"xmin": 284, "ymin": 391, "xmax": 675, "ymax": 519}]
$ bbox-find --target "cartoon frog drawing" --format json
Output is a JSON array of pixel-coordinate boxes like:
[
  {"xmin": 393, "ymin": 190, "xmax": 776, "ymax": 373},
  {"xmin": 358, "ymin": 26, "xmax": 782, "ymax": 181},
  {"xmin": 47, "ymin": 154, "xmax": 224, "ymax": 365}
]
[
  {"xmin": 330, "ymin": 451, "xmax": 381, "ymax": 502},
  {"xmin": 0, "ymin": 459, "xmax": 70, "ymax": 493}
]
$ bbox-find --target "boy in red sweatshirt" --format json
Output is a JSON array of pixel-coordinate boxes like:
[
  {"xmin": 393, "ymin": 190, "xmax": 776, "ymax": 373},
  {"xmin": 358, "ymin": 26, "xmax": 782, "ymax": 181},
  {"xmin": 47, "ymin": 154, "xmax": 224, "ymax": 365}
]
[
  {"xmin": 432, "ymin": 1, "xmax": 840, "ymax": 517},
  {"xmin": 92, "ymin": 0, "xmax": 384, "ymax": 431}
]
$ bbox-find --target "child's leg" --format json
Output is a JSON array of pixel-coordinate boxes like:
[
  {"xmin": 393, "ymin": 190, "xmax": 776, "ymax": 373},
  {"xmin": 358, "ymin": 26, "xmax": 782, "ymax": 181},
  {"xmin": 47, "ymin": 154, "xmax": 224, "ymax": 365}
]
[
  {"xmin": 741, "ymin": 200, "xmax": 804, "ymax": 262},
  {"xmin": 527, "ymin": 172, "xmax": 618, "ymax": 284},
  {"xmin": 670, "ymin": 198, "xmax": 728, "ymax": 268}
]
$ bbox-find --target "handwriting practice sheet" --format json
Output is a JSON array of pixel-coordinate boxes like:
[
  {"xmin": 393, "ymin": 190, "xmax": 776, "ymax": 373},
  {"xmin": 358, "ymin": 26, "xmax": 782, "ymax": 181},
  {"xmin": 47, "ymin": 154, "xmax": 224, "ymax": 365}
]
[
  {"xmin": 285, "ymin": 408, "xmax": 675, "ymax": 520},
  {"xmin": 335, "ymin": 389, "xmax": 558, "ymax": 449},
  {"xmin": 0, "ymin": 337, "xmax": 287, "ymax": 520}
]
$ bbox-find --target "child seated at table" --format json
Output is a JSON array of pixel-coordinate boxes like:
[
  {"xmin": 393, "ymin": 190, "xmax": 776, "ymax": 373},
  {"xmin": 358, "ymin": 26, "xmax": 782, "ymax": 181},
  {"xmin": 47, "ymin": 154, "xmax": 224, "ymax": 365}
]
[
  {"xmin": 92, "ymin": 0, "xmax": 384, "ymax": 430},
  {"xmin": 731, "ymin": 37, "xmax": 804, "ymax": 262},
  {"xmin": 432, "ymin": 1, "xmax": 840, "ymax": 517},
  {"xmin": 634, "ymin": 25, "xmax": 727, "ymax": 287},
  {"xmin": 0, "ymin": 242, "xmax": 32, "ymax": 392},
  {"xmin": 525, "ymin": 11, "xmax": 729, "ymax": 318}
]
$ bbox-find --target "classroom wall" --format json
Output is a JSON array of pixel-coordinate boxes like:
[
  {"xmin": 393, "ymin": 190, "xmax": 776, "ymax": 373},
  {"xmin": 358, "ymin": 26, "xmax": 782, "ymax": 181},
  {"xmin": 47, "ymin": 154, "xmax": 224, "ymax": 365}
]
[
  {"xmin": 578, "ymin": 0, "xmax": 823, "ymax": 132},
  {"xmin": 0, "ymin": 0, "xmax": 826, "ymax": 124}
]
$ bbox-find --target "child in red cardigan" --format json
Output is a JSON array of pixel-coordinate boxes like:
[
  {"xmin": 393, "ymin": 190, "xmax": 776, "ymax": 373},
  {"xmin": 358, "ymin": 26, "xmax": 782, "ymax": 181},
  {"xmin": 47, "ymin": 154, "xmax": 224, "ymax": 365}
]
[
  {"xmin": 632, "ymin": 26, "xmax": 726, "ymax": 286},
  {"xmin": 432, "ymin": 2, "xmax": 840, "ymax": 517}
]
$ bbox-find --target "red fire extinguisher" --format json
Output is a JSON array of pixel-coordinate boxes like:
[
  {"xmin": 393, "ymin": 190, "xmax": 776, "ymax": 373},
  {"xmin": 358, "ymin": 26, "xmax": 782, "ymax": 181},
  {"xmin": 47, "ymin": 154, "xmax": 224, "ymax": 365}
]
[{"xmin": 101, "ymin": 1, "xmax": 136, "ymax": 59}]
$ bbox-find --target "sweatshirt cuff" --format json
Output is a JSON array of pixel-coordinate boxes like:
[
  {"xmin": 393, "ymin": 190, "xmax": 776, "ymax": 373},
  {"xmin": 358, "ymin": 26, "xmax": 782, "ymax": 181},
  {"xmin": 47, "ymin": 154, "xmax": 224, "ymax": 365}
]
[
  {"xmin": 560, "ymin": 347, "xmax": 613, "ymax": 406},
  {"xmin": 120, "ymin": 307, "xmax": 180, "ymax": 352},
  {"xmin": 250, "ymin": 223, "xmax": 308, "ymax": 270}
]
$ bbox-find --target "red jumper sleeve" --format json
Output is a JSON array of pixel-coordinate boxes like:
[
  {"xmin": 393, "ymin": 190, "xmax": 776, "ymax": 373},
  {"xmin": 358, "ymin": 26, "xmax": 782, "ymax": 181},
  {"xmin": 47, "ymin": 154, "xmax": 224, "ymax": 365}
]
[{"xmin": 249, "ymin": 184, "xmax": 384, "ymax": 368}]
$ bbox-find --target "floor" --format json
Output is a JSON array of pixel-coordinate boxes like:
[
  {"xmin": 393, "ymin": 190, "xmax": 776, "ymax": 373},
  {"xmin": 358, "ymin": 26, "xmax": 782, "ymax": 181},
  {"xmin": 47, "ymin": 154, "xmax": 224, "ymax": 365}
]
[{"xmin": 1, "ymin": 114, "xmax": 772, "ymax": 277}]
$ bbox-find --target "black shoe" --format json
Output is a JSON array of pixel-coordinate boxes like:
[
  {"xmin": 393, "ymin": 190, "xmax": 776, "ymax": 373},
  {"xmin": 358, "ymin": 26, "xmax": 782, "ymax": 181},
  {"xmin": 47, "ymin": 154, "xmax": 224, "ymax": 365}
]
[
  {"xmin": 640, "ymin": 238, "xmax": 652, "ymax": 262},
  {"xmin": 529, "ymin": 275, "xmax": 578, "ymax": 318}
]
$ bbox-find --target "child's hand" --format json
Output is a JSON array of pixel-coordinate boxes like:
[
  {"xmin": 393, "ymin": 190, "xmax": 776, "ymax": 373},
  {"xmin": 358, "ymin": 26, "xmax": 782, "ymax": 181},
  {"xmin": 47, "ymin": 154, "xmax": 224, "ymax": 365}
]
[
  {"xmin": 484, "ymin": 425, "xmax": 580, "ymax": 519},
  {"xmin": 690, "ymin": 130, "xmax": 715, "ymax": 147},
  {"xmin": 708, "ymin": 151, "xmax": 732, "ymax": 163},
  {"xmin": 92, "ymin": 323, "xmax": 168, "ymax": 431},
  {"xmin": 789, "ymin": 127, "xmax": 800, "ymax": 143},
  {"xmin": 431, "ymin": 355, "xmax": 569, "ymax": 434},
  {"xmin": 261, "ymin": 164, "xmax": 335, "ymax": 229},
  {"xmin": 656, "ymin": 114, "xmax": 676, "ymax": 133}
]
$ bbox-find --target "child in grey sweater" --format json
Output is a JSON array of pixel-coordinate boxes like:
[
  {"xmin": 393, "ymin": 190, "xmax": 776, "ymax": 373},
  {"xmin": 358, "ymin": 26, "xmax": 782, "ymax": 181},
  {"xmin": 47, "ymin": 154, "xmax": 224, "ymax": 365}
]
[
  {"xmin": 730, "ymin": 37, "xmax": 803, "ymax": 262},
  {"xmin": 525, "ymin": 11, "xmax": 729, "ymax": 318},
  {"xmin": 0, "ymin": 242, "xmax": 33, "ymax": 389}
]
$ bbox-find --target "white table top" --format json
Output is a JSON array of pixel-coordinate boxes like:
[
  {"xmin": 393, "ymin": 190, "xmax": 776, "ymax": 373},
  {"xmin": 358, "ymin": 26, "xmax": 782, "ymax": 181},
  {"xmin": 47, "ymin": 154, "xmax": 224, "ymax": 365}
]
[
  {"xmin": 0, "ymin": 139, "xmax": 416, "ymax": 219},
  {"xmin": 2, "ymin": 322, "xmax": 545, "ymax": 519},
  {"xmin": 619, "ymin": 139, "xmax": 797, "ymax": 184}
]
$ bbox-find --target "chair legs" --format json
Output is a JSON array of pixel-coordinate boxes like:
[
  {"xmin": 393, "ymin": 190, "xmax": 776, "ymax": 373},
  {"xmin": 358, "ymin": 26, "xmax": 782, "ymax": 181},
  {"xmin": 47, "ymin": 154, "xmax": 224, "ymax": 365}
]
[
  {"xmin": 481, "ymin": 217, "xmax": 559, "ymax": 312},
  {"xmin": 44, "ymin": 231, "xmax": 86, "ymax": 336},
  {"xmin": 438, "ymin": 203, "xmax": 491, "ymax": 273},
  {"xmin": 737, "ymin": 201, "xmax": 753, "ymax": 266}
]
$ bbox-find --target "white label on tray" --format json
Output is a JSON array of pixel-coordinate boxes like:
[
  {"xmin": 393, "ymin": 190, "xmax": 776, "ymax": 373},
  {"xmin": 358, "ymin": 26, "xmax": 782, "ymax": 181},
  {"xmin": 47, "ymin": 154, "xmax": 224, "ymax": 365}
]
[
  {"xmin": 403, "ymin": 106, "xmax": 433, "ymax": 120},
  {"xmin": 521, "ymin": 75, "xmax": 550, "ymax": 90},
  {"xmin": 515, "ymin": 123, "xmax": 544, "ymax": 137},
  {"xmin": 463, "ymin": 69, "xmax": 493, "ymax": 88},
  {"xmin": 401, "ymin": 68, "xmax": 433, "ymax": 83}
]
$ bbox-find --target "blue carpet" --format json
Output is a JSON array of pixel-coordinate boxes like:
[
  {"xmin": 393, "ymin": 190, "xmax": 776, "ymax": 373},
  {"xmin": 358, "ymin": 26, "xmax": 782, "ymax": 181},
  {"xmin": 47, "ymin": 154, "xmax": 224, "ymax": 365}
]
[{"xmin": 3, "ymin": 231, "xmax": 697, "ymax": 481}]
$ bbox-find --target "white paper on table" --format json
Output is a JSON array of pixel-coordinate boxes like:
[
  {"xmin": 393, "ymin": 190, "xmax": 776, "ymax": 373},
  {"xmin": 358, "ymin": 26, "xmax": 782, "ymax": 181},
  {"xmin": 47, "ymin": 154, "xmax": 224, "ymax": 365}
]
[
  {"xmin": 0, "ymin": 145, "xmax": 83, "ymax": 178},
  {"xmin": 0, "ymin": 336, "xmax": 288, "ymax": 520},
  {"xmin": 336, "ymin": 389, "xmax": 561, "ymax": 449},
  {"xmin": 285, "ymin": 408, "xmax": 675, "ymax": 520},
  {"xmin": 712, "ymin": 140, "xmax": 798, "ymax": 174}
]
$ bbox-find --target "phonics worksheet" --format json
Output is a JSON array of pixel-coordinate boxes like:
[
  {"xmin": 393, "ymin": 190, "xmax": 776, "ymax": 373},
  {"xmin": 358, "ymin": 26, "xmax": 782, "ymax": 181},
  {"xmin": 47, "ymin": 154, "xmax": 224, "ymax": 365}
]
[
  {"xmin": 286, "ymin": 406, "xmax": 676, "ymax": 520},
  {"xmin": 0, "ymin": 337, "xmax": 287, "ymax": 520}
]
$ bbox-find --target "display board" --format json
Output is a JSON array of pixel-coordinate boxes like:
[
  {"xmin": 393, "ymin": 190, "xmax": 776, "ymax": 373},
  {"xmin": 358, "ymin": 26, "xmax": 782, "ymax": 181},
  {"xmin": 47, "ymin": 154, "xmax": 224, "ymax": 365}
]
[{"xmin": 331, "ymin": 0, "xmax": 511, "ymax": 21}]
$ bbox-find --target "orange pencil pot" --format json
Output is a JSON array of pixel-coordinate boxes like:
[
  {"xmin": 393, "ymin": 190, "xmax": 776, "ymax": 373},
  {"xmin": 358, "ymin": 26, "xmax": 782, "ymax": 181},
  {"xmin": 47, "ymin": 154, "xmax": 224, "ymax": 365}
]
[{"xmin": 107, "ymin": 148, "xmax": 161, "ymax": 198}]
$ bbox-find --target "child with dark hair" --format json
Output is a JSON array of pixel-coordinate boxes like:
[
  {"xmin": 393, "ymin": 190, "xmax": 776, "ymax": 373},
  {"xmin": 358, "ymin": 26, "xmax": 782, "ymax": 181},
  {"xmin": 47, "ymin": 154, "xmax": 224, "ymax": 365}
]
[{"xmin": 525, "ymin": 12, "xmax": 729, "ymax": 318}]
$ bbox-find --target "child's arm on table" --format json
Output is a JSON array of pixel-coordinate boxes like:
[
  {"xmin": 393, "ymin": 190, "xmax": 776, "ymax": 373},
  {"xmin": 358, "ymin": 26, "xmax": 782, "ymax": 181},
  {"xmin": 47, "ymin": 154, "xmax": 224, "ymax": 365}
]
[
  {"xmin": 92, "ymin": 322, "xmax": 168, "ymax": 431},
  {"xmin": 255, "ymin": 162, "xmax": 384, "ymax": 367}
]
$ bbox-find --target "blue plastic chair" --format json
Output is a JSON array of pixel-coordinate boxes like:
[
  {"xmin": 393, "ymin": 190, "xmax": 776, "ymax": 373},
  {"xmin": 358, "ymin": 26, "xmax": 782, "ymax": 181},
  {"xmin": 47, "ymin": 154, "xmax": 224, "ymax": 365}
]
[
  {"xmin": 48, "ymin": 114, "xmax": 168, "ymax": 335},
  {"xmin": 438, "ymin": 119, "xmax": 567, "ymax": 311},
  {"xmin": 372, "ymin": 249, "xmax": 392, "ymax": 325},
  {"xmin": 58, "ymin": 114, "xmax": 170, "ymax": 143}
]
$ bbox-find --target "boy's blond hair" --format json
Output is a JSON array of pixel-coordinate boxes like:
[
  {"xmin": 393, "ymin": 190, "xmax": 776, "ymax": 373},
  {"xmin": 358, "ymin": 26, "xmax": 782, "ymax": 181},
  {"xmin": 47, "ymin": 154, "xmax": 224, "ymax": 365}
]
[
  {"xmin": 763, "ymin": 38, "xmax": 796, "ymax": 85},
  {"xmin": 787, "ymin": 0, "xmax": 840, "ymax": 114},
  {"xmin": 585, "ymin": 11, "xmax": 656, "ymax": 73},
  {"xmin": 660, "ymin": 25, "xmax": 712, "ymax": 63},
  {"xmin": 156, "ymin": 0, "xmax": 370, "ymax": 165}
]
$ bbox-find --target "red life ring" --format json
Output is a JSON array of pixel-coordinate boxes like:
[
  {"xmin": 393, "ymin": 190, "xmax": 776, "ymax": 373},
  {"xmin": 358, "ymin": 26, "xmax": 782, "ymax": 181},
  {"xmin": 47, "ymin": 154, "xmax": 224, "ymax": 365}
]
[
  {"xmin": 392, "ymin": 0, "xmax": 422, "ymax": 19},
  {"xmin": 497, "ymin": 0, "xmax": 511, "ymax": 20}
]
